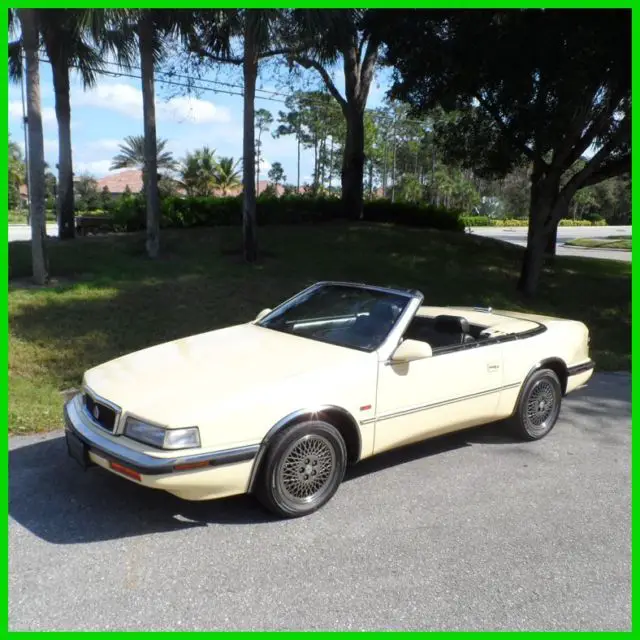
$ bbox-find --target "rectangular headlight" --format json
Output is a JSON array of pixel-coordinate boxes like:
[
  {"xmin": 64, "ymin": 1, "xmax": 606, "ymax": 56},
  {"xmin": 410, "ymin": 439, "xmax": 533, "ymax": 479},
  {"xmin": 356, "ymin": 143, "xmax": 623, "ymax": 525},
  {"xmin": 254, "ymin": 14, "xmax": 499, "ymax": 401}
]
[{"xmin": 124, "ymin": 418, "xmax": 200, "ymax": 450}]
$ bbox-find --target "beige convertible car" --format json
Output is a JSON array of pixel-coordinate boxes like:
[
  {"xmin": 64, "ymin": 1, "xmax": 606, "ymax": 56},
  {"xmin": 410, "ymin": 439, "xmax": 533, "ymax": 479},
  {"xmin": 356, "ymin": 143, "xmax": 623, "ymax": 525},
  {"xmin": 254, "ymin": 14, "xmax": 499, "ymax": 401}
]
[{"xmin": 64, "ymin": 281, "xmax": 594, "ymax": 518}]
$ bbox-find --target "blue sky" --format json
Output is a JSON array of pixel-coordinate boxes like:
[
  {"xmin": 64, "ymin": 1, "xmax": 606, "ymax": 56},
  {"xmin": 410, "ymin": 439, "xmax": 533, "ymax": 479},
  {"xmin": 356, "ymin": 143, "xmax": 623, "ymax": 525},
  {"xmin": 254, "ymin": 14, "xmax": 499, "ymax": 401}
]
[{"xmin": 8, "ymin": 57, "xmax": 393, "ymax": 186}]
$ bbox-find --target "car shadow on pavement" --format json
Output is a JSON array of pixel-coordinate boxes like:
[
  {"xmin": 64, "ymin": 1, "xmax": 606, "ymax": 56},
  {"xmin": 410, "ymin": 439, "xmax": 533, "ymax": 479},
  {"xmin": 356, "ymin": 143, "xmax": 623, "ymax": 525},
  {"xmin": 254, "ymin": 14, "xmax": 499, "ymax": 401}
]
[
  {"xmin": 10, "ymin": 426, "xmax": 490, "ymax": 545},
  {"xmin": 9, "ymin": 375, "xmax": 630, "ymax": 546}
]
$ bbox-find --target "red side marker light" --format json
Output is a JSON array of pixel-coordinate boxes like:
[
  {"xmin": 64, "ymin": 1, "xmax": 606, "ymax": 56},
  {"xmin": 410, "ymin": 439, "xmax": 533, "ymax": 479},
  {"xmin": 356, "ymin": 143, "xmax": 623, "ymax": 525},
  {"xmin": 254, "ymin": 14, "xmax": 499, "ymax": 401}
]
[
  {"xmin": 109, "ymin": 461, "xmax": 142, "ymax": 482},
  {"xmin": 360, "ymin": 404, "xmax": 372, "ymax": 411},
  {"xmin": 174, "ymin": 461, "xmax": 210, "ymax": 471}
]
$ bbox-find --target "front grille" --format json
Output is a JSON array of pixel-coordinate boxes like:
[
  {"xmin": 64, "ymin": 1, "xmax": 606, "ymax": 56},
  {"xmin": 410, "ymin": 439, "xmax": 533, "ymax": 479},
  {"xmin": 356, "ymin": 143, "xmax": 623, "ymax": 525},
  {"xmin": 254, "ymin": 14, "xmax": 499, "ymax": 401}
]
[{"xmin": 84, "ymin": 393, "xmax": 118, "ymax": 432}]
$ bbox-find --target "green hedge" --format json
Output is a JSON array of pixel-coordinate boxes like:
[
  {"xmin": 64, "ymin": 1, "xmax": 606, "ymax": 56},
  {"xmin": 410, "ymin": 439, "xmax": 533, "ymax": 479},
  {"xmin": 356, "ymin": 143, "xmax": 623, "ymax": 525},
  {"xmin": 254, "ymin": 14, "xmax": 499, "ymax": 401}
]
[
  {"xmin": 110, "ymin": 195, "xmax": 466, "ymax": 233},
  {"xmin": 460, "ymin": 216, "xmax": 608, "ymax": 228}
]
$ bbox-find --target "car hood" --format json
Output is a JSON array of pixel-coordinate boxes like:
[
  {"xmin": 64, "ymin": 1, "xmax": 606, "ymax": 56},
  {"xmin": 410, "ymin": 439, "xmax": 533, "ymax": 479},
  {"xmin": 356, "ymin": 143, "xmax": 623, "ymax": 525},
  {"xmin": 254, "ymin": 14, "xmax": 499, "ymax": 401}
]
[{"xmin": 83, "ymin": 323, "xmax": 369, "ymax": 427}]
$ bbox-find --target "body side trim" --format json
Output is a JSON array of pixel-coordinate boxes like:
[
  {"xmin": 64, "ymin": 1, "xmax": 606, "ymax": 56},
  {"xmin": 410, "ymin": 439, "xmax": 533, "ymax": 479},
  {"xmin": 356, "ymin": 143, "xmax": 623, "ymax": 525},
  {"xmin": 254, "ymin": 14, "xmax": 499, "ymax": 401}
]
[
  {"xmin": 567, "ymin": 359, "xmax": 595, "ymax": 376},
  {"xmin": 359, "ymin": 382, "xmax": 521, "ymax": 425}
]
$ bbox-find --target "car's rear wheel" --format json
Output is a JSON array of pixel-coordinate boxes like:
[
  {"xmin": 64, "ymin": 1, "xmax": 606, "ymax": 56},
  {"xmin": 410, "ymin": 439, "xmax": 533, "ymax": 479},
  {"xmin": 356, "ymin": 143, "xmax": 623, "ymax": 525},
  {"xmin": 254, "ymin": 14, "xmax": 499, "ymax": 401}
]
[
  {"xmin": 509, "ymin": 368, "xmax": 562, "ymax": 440},
  {"xmin": 255, "ymin": 420, "xmax": 347, "ymax": 518}
]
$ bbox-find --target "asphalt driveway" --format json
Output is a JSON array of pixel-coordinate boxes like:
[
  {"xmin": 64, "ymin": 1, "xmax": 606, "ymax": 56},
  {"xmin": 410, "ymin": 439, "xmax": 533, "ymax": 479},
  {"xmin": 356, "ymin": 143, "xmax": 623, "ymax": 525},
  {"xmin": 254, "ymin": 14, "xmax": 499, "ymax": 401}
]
[{"xmin": 9, "ymin": 372, "xmax": 630, "ymax": 631}]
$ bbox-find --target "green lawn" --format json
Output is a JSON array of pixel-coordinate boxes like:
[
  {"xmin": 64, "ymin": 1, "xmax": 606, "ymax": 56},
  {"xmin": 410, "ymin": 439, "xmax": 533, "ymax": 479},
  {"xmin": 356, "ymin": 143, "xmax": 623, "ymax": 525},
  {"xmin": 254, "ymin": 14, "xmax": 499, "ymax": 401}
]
[
  {"xmin": 565, "ymin": 236, "xmax": 632, "ymax": 250},
  {"xmin": 8, "ymin": 223, "xmax": 631, "ymax": 433},
  {"xmin": 8, "ymin": 209, "xmax": 57, "ymax": 224}
]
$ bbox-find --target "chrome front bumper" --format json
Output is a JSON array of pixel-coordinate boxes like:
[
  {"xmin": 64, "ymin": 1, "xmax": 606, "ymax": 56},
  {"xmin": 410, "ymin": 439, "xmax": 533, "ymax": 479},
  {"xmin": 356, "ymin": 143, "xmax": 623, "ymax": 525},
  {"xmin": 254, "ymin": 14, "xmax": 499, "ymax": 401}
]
[{"xmin": 63, "ymin": 394, "xmax": 259, "ymax": 476}]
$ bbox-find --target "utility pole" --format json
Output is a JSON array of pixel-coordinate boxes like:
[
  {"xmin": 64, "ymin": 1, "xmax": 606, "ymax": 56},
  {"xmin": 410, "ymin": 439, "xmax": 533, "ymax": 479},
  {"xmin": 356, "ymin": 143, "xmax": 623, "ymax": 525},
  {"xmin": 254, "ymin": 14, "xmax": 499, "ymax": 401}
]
[{"xmin": 20, "ymin": 58, "xmax": 31, "ymax": 215}]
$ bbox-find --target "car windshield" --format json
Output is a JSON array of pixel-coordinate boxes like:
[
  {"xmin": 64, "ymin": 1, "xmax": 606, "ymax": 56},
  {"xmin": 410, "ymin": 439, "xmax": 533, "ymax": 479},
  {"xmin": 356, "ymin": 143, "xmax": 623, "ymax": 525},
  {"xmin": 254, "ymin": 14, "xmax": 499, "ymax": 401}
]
[{"xmin": 257, "ymin": 284, "xmax": 412, "ymax": 352}]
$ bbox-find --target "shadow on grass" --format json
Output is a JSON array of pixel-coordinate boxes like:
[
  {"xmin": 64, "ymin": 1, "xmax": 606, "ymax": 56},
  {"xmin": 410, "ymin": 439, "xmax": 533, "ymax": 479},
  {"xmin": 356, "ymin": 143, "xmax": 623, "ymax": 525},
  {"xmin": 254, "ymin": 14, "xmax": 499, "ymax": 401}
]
[{"xmin": 8, "ymin": 224, "xmax": 630, "ymax": 432}]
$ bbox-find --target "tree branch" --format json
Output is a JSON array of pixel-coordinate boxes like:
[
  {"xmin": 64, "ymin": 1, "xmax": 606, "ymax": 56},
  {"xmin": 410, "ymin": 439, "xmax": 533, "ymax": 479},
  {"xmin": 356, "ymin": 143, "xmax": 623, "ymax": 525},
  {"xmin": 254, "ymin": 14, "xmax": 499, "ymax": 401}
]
[
  {"xmin": 292, "ymin": 55, "xmax": 348, "ymax": 110},
  {"xmin": 475, "ymin": 93, "xmax": 538, "ymax": 164},
  {"xmin": 561, "ymin": 116, "xmax": 629, "ymax": 199},
  {"xmin": 579, "ymin": 154, "xmax": 630, "ymax": 188},
  {"xmin": 553, "ymin": 88, "xmax": 625, "ymax": 171},
  {"xmin": 357, "ymin": 35, "xmax": 379, "ymax": 108}
]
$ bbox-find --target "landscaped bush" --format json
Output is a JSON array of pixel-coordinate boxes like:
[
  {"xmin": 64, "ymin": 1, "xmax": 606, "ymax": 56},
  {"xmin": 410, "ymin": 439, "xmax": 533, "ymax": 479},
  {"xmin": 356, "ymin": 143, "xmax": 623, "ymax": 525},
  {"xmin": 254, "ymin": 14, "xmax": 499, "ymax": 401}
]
[
  {"xmin": 459, "ymin": 216, "xmax": 609, "ymax": 228},
  {"xmin": 363, "ymin": 200, "xmax": 465, "ymax": 231},
  {"xmin": 460, "ymin": 216, "xmax": 491, "ymax": 227},
  {"xmin": 89, "ymin": 196, "xmax": 614, "ymax": 233},
  {"xmin": 112, "ymin": 194, "xmax": 146, "ymax": 231},
  {"xmin": 110, "ymin": 194, "xmax": 466, "ymax": 233}
]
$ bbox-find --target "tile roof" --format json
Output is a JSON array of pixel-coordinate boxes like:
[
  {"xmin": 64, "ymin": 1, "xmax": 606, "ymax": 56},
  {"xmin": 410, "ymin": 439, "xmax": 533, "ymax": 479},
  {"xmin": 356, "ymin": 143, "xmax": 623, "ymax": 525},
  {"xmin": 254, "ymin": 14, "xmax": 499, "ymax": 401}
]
[{"xmin": 96, "ymin": 169, "xmax": 144, "ymax": 194}]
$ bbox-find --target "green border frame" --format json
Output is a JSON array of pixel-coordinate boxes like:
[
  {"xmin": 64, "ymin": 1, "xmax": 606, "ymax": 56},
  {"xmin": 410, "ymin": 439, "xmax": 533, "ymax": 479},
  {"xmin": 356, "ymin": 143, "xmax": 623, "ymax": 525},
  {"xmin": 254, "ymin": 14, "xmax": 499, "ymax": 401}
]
[{"xmin": 3, "ymin": 0, "xmax": 636, "ymax": 635}]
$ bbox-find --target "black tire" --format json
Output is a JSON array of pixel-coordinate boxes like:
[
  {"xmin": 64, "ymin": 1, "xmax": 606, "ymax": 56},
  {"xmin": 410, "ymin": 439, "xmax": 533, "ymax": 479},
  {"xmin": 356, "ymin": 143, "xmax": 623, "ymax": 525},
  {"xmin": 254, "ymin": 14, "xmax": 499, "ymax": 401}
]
[
  {"xmin": 508, "ymin": 368, "xmax": 562, "ymax": 440},
  {"xmin": 255, "ymin": 420, "xmax": 347, "ymax": 518}
]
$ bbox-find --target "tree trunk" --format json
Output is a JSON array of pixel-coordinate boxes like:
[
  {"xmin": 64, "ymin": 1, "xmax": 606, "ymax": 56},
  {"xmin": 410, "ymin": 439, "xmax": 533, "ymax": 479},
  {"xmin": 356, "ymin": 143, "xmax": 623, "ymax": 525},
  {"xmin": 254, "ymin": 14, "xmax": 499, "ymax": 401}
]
[
  {"xmin": 382, "ymin": 140, "xmax": 387, "ymax": 198},
  {"xmin": 517, "ymin": 179, "xmax": 557, "ymax": 296},
  {"xmin": 139, "ymin": 15, "xmax": 160, "ymax": 259},
  {"xmin": 545, "ymin": 223, "xmax": 558, "ymax": 256},
  {"xmin": 313, "ymin": 133, "xmax": 319, "ymax": 189},
  {"xmin": 255, "ymin": 135, "xmax": 261, "ymax": 193},
  {"xmin": 242, "ymin": 20, "xmax": 258, "ymax": 262},
  {"xmin": 391, "ymin": 121, "xmax": 397, "ymax": 203},
  {"xmin": 341, "ymin": 107, "xmax": 365, "ymax": 219},
  {"xmin": 20, "ymin": 9, "xmax": 48, "ymax": 285},
  {"xmin": 51, "ymin": 60, "xmax": 75, "ymax": 240}
]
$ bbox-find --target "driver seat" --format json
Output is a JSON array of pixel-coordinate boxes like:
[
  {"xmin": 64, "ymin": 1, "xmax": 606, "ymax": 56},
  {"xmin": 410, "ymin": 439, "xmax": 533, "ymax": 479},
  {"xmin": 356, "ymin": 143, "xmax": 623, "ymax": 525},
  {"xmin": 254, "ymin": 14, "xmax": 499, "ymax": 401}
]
[{"xmin": 433, "ymin": 314, "xmax": 475, "ymax": 346}]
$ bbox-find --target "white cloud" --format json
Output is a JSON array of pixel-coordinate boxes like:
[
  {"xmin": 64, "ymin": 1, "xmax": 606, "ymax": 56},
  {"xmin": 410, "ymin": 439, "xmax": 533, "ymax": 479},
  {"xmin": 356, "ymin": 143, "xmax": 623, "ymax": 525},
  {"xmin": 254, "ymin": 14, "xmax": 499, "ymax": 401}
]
[
  {"xmin": 74, "ymin": 159, "xmax": 116, "ymax": 177},
  {"xmin": 76, "ymin": 82, "xmax": 232, "ymax": 125},
  {"xmin": 8, "ymin": 100, "xmax": 56, "ymax": 125},
  {"xmin": 160, "ymin": 95, "xmax": 231, "ymax": 124},
  {"xmin": 258, "ymin": 157, "xmax": 272, "ymax": 173},
  {"xmin": 87, "ymin": 138, "xmax": 123, "ymax": 153},
  {"xmin": 44, "ymin": 138, "xmax": 58, "ymax": 154}
]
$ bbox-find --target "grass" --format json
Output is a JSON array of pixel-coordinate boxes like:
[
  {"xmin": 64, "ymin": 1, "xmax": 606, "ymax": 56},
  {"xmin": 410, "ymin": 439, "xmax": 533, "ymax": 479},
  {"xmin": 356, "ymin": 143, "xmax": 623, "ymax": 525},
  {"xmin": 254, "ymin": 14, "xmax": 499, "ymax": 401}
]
[
  {"xmin": 565, "ymin": 236, "xmax": 632, "ymax": 250},
  {"xmin": 8, "ymin": 223, "xmax": 631, "ymax": 434},
  {"xmin": 8, "ymin": 209, "xmax": 57, "ymax": 224}
]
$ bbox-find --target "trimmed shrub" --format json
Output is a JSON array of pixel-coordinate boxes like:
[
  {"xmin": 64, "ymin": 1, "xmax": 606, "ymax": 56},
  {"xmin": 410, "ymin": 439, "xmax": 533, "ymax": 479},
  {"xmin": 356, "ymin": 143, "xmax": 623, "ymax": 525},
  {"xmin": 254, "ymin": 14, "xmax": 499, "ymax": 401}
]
[
  {"xmin": 363, "ymin": 200, "xmax": 464, "ymax": 231},
  {"xmin": 110, "ymin": 195, "xmax": 465, "ymax": 233},
  {"xmin": 112, "ymin": 194, "xmax": 146, "ymax": 231},
  {"xmin": 460, "ymin": 216, "xmax": 491, "ymax": 227}
]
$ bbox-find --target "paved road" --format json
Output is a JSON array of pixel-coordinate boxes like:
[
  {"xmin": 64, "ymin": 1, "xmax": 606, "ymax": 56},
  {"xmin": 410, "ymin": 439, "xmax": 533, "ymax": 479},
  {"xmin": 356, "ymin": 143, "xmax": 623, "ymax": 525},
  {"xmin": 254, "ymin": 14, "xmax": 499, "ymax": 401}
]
[
  {"xmin": 8, "ymin": 224, "xmax": 58, "ymax": 243},
  {"xmin": 9, "ymin": 372, "xmax": 630, "ymax": 631},
  {"xmin": 470, "ymin": 226, "xmax": 631, "ymax": 262}
]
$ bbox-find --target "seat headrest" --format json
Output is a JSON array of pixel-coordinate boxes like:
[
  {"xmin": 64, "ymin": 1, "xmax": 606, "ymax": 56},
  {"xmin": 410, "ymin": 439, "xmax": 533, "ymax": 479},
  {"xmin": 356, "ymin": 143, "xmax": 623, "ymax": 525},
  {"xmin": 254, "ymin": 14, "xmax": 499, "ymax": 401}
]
[
  {"xmin": 434, "ymin": 314, "xmax": 470, "ymax": 334},
  {"xmin": 369, "ymin": 301, "xmax": 399, "ymax": 323}
]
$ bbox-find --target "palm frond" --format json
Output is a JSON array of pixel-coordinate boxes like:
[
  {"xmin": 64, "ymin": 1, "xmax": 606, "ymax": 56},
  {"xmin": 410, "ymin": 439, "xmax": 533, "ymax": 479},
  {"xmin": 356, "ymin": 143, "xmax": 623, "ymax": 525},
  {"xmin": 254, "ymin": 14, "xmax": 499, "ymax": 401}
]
[{"xmin": 8, "ymin": 39, "xmax": 23, "ymax": 82}]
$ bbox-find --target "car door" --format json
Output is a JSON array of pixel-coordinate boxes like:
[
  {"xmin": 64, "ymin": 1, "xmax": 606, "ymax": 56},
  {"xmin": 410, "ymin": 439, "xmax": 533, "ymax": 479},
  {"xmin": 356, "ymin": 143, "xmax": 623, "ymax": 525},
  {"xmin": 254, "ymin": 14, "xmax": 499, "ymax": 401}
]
[{"xmin": 371, "ymin": 341, "xmax": 505, "ymax": 455}]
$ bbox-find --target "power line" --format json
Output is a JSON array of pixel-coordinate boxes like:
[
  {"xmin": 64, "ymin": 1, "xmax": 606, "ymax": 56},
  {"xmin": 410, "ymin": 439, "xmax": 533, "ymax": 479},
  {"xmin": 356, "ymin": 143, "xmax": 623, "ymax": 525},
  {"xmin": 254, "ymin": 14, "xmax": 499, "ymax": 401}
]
[{"xmin": 41, "ymin": 54, "xmax": 435, "ymax": 130}]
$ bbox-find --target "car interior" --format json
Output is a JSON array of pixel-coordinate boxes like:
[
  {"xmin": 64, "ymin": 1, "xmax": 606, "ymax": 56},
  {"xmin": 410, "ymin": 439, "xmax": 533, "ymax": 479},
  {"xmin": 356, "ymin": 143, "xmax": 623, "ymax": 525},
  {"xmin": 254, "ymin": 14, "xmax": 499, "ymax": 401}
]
[{"xmin": 403, "ymin": 314, "xmax": 490, "ymax": 350}]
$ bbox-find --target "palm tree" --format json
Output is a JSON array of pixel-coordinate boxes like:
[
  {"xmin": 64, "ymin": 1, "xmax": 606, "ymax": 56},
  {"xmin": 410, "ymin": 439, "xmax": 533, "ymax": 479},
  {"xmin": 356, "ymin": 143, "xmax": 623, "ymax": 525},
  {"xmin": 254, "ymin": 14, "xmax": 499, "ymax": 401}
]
[
  {"xmin": 192, "ymin": 9, "xmax": 283, "ymax": 261},
  {"xmin": 110, "ymin": 135, "xmax": 177, "ymax": 186},
  {"xmin": 100, "ymin": 10, "xmax": 198, "ymax": 258},
  {"xmin": 15, "ymin": 9, "xmax": 48, "ymax": 284},
  {"xmin": 213, "ymin": 157, "xmax": 242, "ymax": 196},
  {"xmin": 9, "ymin": 9, "xmax": 106, "ymax": 241},
  {"xmin": 179, "ymin": 146, "xmax": 218, "ymax": 196}
]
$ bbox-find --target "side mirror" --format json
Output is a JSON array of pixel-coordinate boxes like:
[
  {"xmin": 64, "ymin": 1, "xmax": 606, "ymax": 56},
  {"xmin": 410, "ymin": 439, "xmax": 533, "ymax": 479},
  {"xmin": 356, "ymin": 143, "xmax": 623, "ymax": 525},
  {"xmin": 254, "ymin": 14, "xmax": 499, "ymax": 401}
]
[
  {"xmin": 254, "ymin": 308, "xmax": 272, "ymax": 323},
  {"xmin": 390, "ymin": 339, "xmax": 433, "ymax": 363}
]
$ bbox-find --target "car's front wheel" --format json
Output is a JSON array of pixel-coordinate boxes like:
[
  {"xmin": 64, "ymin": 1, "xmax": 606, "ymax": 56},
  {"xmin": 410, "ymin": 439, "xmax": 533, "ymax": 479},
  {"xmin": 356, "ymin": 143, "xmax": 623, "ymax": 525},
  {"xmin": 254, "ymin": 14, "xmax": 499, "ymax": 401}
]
[
  {"xmin": 509, "ymin": 368, "xmax": 562, "ymax": 440},
  {"xmin": 255, "ymin": 420, "xmax": 347, "ymax": 518}
]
